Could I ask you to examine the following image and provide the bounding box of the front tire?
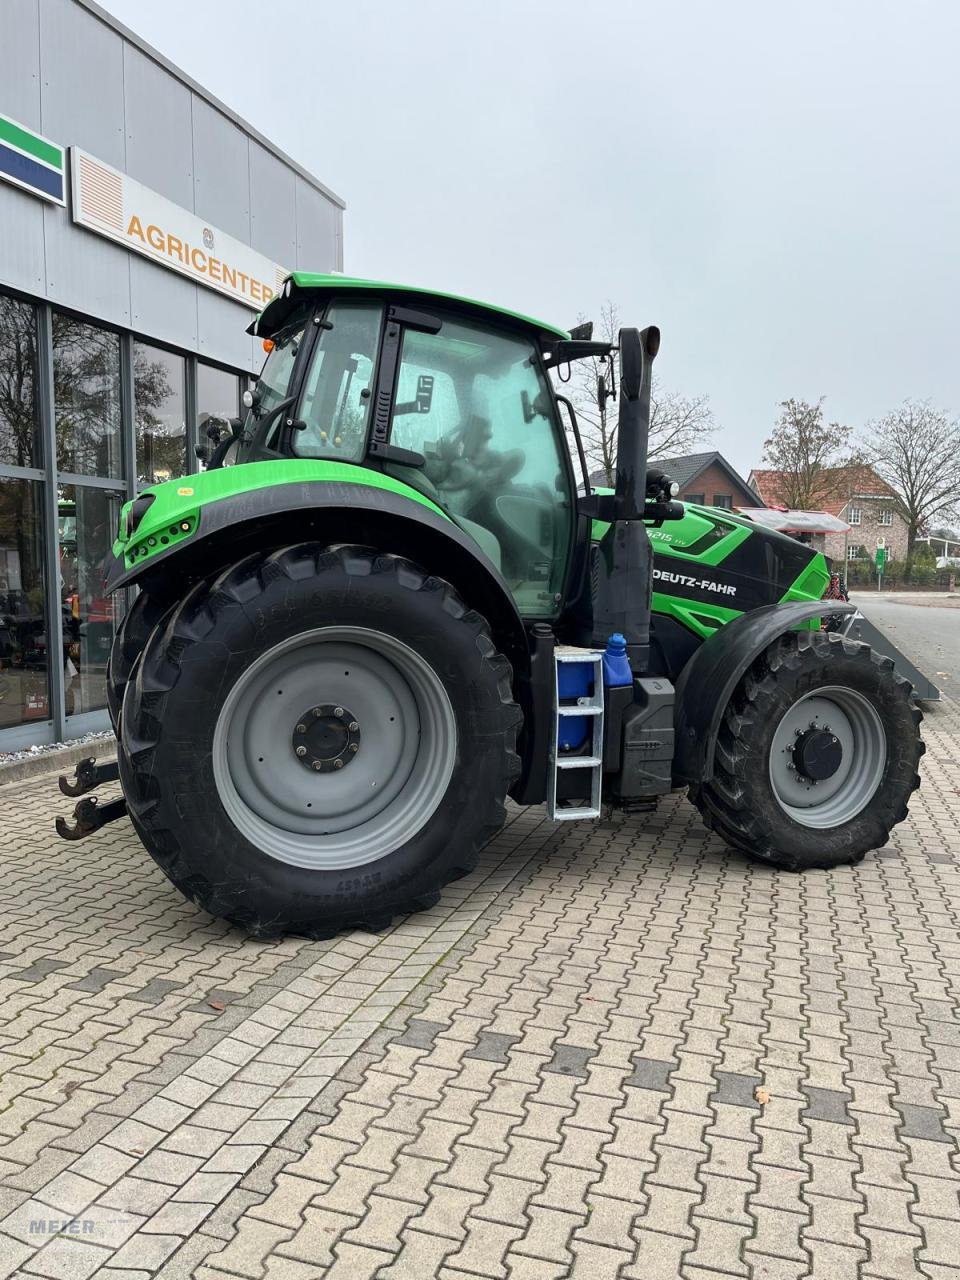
[690,630,923,870]
[118,544,521,937]
[106,591,169,735]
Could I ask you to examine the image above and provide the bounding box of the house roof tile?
[747,464,899,517]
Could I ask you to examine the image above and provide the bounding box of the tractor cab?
[232,276,578,616]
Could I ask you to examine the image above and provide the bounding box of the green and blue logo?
[0,113,65,206]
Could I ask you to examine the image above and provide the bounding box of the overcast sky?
[102,0,960,475]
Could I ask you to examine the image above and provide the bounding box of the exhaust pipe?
[589,325,660,671]
[613,326,660,520]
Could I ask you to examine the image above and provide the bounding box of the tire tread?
[689,630,923,871]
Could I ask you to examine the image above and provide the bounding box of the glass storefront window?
[0,477,49,730]
[0,294,41,470]
[59,484,124,717]
[134,343,186,486]
[197,362,239,441]
[0,296,252,747]
[53,314,122,478]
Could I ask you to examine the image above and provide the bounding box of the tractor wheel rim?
[212,626,457,870]
[768,686,886,829]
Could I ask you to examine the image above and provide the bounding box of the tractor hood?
[591,494,830,640]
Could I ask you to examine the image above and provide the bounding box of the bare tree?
[761,398,851,509]
[0,295,40,469]
[648,386,715,461]
[132,347,179,485]
[863,400,960,555]
[555,301,715,485]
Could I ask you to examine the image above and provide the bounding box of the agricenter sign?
[71,147,287,311]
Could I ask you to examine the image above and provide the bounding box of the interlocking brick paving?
[0,698,957,1279]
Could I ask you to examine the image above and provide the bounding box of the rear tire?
[118,544,521,937]
[689,630,923,870]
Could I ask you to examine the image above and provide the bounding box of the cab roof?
[248,273,569,344]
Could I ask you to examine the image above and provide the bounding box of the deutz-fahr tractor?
[55,275,924,937]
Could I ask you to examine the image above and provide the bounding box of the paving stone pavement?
[0,700,958,1280]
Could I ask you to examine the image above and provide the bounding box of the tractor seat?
[382,463,503,571]
[453,516,502,571]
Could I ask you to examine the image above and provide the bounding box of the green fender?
[108,459,530,672]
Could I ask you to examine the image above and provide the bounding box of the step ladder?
[547,646,605,821]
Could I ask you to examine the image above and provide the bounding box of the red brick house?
[591,451,758,511]
[654,451,760,510]
[747,464,907,565]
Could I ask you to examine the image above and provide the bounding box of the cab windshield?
[239,303,310,453]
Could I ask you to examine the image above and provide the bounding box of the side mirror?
[204,414,231,443]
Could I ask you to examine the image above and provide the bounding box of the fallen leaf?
[755,1087,771,1105]
[208,1000,226,1011]
[128,1146,146,1157]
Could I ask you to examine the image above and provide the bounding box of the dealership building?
[0,0,344,750]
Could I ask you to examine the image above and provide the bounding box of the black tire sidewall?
[122,549,517,931]
[107,591,169,734]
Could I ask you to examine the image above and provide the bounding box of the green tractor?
[55,275,924,937]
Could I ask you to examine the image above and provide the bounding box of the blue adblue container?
[602,633,632,687]
[556,660,593,751]
[557,662,593,702]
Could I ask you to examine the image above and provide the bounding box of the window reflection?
[197,362,238,435]
[0,477,49,730]
[53,315,122,478]
[59,485,124,716]
[0,295,41,470]
[0,296,253,744]
[135,343,185,486]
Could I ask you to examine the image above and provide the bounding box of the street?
[854,595,960,695]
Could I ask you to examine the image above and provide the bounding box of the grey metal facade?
[0,0,344,752]
[0,0,344,372]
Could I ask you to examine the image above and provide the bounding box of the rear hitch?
[56,795,127,841]
[58,757,120,797]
